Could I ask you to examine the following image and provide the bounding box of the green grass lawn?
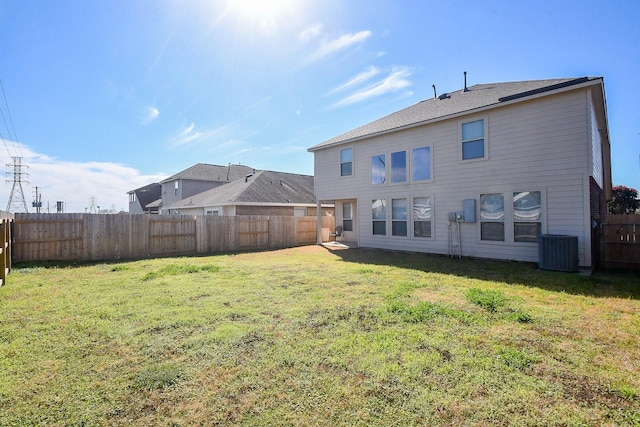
[1,246,639,426]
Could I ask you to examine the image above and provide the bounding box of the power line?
[0,79,21,157]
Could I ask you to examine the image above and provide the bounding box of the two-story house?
[308,77,611,269]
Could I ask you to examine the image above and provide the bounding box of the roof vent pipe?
[463,71,468,92]
[432,84,437,99]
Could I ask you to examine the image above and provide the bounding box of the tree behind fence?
[13,213,335,263]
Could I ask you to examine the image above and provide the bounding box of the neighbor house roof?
[160,163,256,184]
[164,170,316,209]
[127,183,161,209]
[308,77,603,151]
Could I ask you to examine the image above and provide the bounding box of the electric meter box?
[463,199,476,223]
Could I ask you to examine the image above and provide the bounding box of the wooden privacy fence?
[0,219,12,285]
[13,213,335,263]
[600,214,640,270]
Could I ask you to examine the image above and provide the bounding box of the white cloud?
[303,30,372,65]
[0,142,167,213]
[169,123,235,147]
[298,23,323,43]
[143,106,160,123]
[325,66,380,96]
[330,67,413,108]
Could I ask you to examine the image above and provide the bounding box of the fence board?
[12,214,334,263]
[600,214,640,270]
[0,219,11,285]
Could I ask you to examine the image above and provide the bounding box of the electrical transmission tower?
[6,156,29,213]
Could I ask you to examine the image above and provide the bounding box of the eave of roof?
[308,77,602,151]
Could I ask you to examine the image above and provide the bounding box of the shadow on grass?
[324,247,640,300]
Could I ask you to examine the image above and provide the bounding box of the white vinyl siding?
[311,88,593,266]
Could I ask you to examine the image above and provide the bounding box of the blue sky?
[0,0,638,212]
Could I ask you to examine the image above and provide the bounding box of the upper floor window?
[513,191,542,242]
[129,193,136,203]
[462,119,486,160]
[340,148,353,176]
[343,202,353,232]
[480,193,504,241]
[412,146,431,181]
[174,181,179,196]
[371,154,386,185]
[391,151,406,183]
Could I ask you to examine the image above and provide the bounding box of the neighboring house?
[162,170,333,217]
[127,183,161,214]
[308,77,612,269]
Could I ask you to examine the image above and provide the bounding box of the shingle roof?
[160,163,256,184]
[128,183,161,209]
[308,77,601,151]
[164,170,316,209]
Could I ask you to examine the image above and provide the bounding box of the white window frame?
[342,202,353,232]
[372,199,387,236]
[459,116,488,162]
[391,198,408,237]
[477,189,546,244]
[371,154,386,185]
[390,150,407,184]
[513,190,543,244]
[340,147,353,177]
[412,195,433,239]
[411,145,433,183]
[479,192,505,242]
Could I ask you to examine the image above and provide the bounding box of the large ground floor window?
[480,190,542,243]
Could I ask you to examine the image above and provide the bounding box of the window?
[343,202,353,232]
[462,119,485,160]
[391,151,406,183]
[391,198,407,236]
[371,154,386,185]
[513,191,542,242]
[206,210,220,216]
[340,148,353,177]
[480,193,504,241]
[372,199,386,235]
[174,181,179,196]
[413,197,432,238]
[129,193,136,203]
[412,146,431,181]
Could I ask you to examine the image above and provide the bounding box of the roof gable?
[308,77,602,150]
